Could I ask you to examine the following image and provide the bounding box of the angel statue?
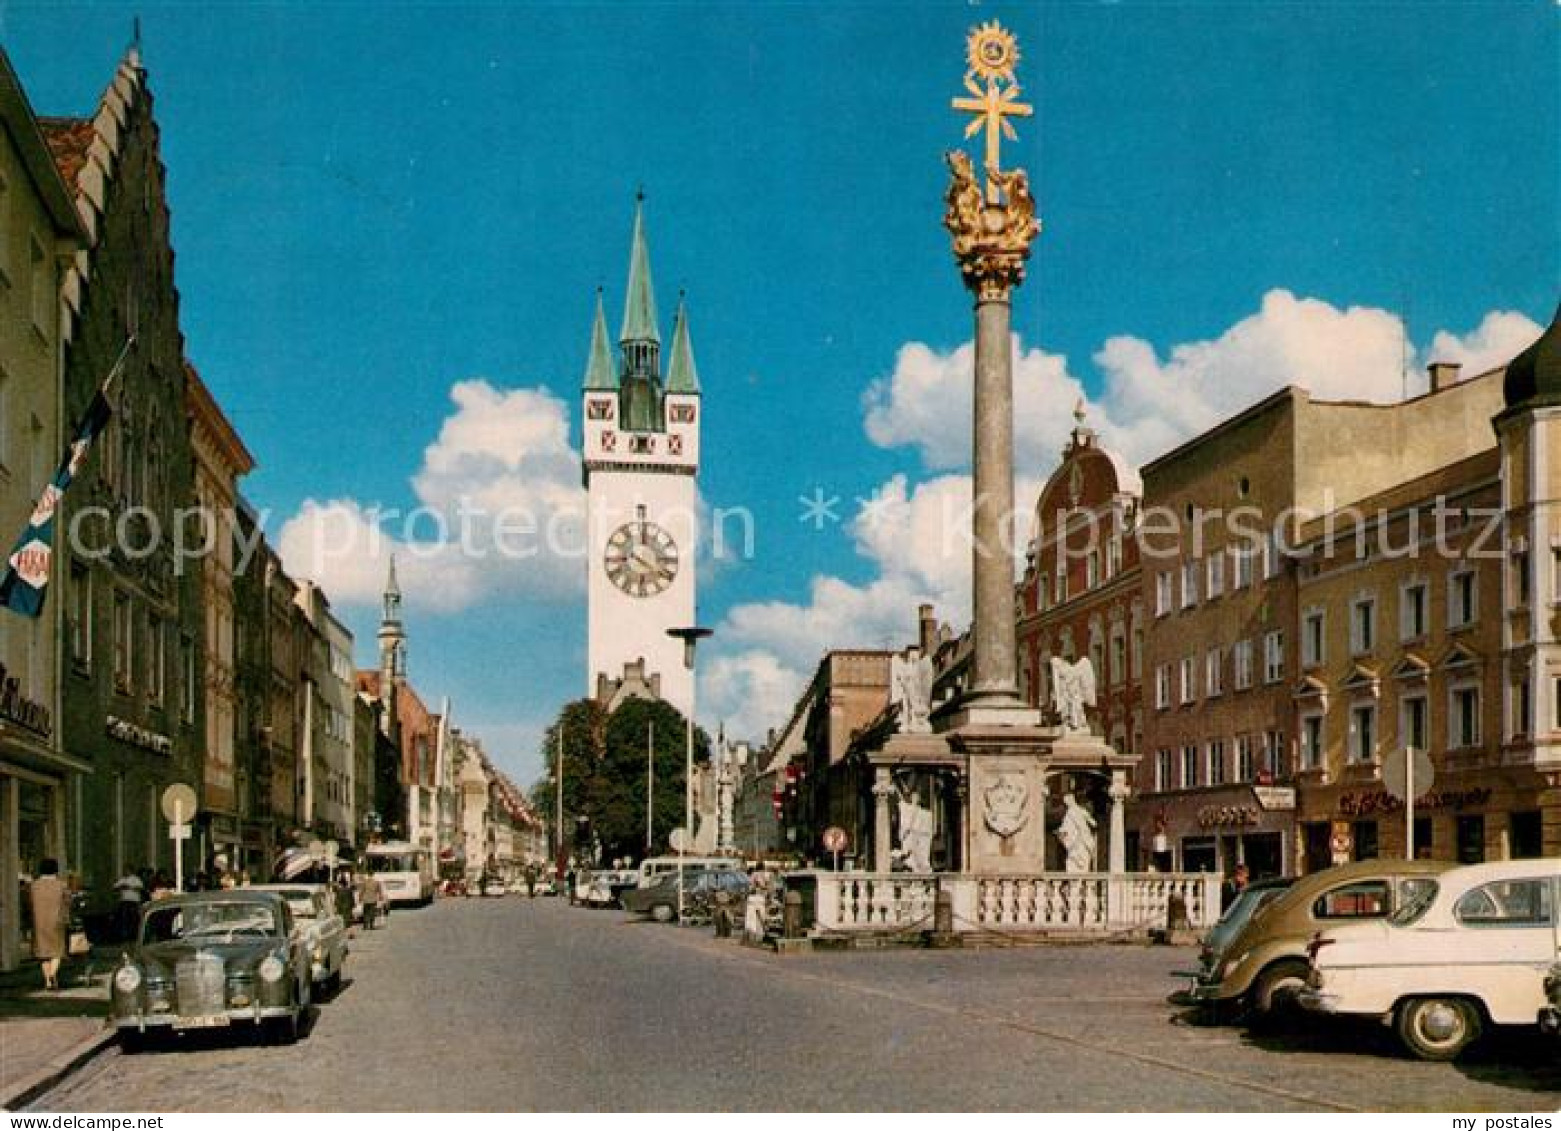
[894,779,935,875]
[1055,792,1098,874]
[889,647,935,734]
[943,150,984,256]
[988,166,1040,247]
[1049,655,1097,733]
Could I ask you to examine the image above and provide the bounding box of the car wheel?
[1395,996,1481,1061]
[650,902,676,924]
[1250,960,1310,1019]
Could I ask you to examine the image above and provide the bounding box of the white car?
[1300,858,1560,1060]
[251,884,349,993]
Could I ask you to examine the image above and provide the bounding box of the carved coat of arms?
[982,773,1029,840]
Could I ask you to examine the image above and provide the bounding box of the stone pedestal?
[950,726,1132,874]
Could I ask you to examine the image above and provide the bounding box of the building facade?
[184,363,253,870]
[0,48,85,970]
[46,50,206,894]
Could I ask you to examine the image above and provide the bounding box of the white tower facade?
[582,200,701,718]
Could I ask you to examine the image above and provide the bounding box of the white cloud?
[1426,309,1543,378]
[863,338,1089,476]
[277,380,586,612]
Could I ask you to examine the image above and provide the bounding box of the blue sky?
[6,1,1556,784]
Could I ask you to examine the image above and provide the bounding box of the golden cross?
[951,75,1032,200]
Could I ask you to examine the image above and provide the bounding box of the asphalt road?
[34,897,1561,1111]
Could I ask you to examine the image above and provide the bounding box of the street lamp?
[667,625,712,923]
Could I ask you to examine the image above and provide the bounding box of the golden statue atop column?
[945,21,1042,301]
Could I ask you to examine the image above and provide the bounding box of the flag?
[0,390,113,617]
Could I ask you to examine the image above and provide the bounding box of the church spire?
[666,293,700,395]
[582,289,616,390]
[620,193,660,347]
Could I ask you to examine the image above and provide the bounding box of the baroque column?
[942,21,1041,715]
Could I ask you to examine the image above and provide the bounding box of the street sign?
[159,783,197,825]
[1381,747,1433,802]
[821,826,849,853]
[168,824,191,841]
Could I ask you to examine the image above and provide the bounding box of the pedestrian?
[1220,863,1250,911]
[29,858,69,991]
[113,866,144,941]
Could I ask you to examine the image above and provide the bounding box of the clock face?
[604,520,679,598]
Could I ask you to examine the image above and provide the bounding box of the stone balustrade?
[801,870,1221,935]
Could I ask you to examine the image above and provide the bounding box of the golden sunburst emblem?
[966,20,1020,83]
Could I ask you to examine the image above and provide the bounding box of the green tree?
[532,697,710,865]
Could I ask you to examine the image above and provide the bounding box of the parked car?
[1187,876,1295,982]
[110,891,311,1049]
[622,868,751,923]
[1300,858,1561,1060]
[250,884,349,993]
[482,877,508,898]
[1193,859,1451,1019]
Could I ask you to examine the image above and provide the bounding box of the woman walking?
[29,858,69,991]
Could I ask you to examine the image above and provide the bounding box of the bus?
[363,841,435,907]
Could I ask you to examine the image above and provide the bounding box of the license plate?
[174,1014,231,1029]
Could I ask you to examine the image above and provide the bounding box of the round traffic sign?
[1382,746,1434,803]
[669,827,689,852]
[159,783,197,825]
[821,826,849,853]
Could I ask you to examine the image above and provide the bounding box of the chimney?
[1427,361,1462,393]
[918,604,937,654]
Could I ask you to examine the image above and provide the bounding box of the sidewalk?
[0,952,114,1109]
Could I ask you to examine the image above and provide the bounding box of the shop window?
[1456,814,1486,864]
[1313,880,1389,919]
[1412,816,1432,857]
[1351,821,1379,861]
[1510,811,1543,859]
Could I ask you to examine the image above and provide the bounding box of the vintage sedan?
[1300,858,1561,1060]
[1193,858,1451,1019]
[111,891,310,1048]
[250,884,348,992]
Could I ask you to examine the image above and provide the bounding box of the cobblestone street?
[31,898,1561,1112]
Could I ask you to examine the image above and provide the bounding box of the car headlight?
[259,956,285,983]
[114,965,142,993]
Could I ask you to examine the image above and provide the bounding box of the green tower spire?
[582,289,616,390]
[666,293,700,395]
[619,194,660,346]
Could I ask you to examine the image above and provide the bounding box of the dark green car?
[110,890,312,1049]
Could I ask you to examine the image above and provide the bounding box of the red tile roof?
[38,116,93,192]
